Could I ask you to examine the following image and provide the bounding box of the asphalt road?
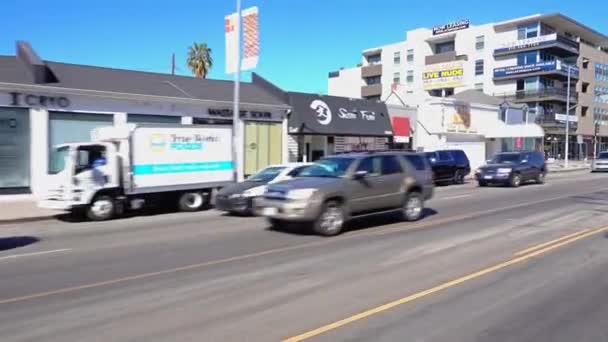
[1,171,608,342]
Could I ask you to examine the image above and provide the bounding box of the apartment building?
[328,13,608,157]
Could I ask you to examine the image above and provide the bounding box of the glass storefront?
[49,112,113,173]
[0,107,30,190]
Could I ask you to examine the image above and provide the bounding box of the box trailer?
[39,124,234,220]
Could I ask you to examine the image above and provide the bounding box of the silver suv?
[254,152,434,236]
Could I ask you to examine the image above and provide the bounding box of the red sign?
[515,137,523,149]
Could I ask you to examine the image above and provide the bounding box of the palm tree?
[187,42,213,78]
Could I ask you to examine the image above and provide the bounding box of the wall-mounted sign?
[493,61,572,78]
[423,61,464,90]
[555,113,578,123]
[432,19,470,35]
[207,108,273,120]
[494,34,558,54]
[9,92,70,108]
[447,102,476,133]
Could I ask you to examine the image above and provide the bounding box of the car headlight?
[243,186,266,197]
[229,193,243,199]
[286,189,317,200]
[497,168,512,174]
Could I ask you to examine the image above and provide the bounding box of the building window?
[582,82,590,93]
[435,41,455,54]
[365,76,382,85]
[517,22,539,40]
[393,72,400,84]
[474,83,483,91]
[475,36,485,51]
[475,59,484,75]
[540,51,556,62]
[517,51,537,65]
[582,58,590,69]
[406,49,414,63]
[540,78,555,89]
[127,114,181,124]
[595,107,608,124]
[367,54,381,65]
[582,106,589,117]
[365,95,381,101]
[596,63,608,82]
[393,51,401,65]
[0,107,30,189]
[406,70,414,84]
[595,86,608,103]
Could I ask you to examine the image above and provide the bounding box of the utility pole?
[232,0,244,182]
[564,64,571,169]
[171,53,175,75]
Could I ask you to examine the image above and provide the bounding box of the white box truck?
[39,124,234,220]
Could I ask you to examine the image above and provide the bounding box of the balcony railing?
[361,64,382,77]
[494,88,578,103]
[361,84,382,97]
[494,33,579,56]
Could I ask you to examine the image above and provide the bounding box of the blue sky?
[2,0,607,93]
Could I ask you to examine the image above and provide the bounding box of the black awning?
[287,92,393,137]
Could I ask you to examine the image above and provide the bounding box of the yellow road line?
[0,187,605,305]
[514,228,592,256]
[283,225,608,342]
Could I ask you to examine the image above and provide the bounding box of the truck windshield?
[298,158,354,178]
[49,146,70,174]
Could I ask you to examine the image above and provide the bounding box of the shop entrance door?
[0,108,30,192]
[244,122,283,176]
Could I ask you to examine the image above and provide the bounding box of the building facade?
[328,13,608,158]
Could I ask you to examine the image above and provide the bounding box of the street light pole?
[232,0,243,182]
[564,64,571,169]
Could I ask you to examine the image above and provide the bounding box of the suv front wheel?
[401,192,424,222]
[313,201,345,236]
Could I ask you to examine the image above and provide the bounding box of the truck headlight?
[287,189,317,200]
[497,168,512,174]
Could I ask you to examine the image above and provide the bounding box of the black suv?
[424,149,471,184]
[475,151,546,187]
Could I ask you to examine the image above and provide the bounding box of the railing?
[494,88,578,102]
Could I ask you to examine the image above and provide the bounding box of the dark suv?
[255,152,434,236]
[424,149,471,184]
[475,151,546,187]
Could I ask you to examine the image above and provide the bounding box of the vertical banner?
[224,12,239,74]
[225,6,258,74]
[241,6,259,71]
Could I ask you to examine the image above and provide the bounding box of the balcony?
[494,88,578,104]
[361,84,382,98]
[425,51,456,65]
[493,60,579,81]
[361,63,382,77]
[494,33,579,57]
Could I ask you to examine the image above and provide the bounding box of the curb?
[548,167,590,173]
[0,215,56,226]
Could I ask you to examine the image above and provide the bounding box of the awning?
[484,123,545,138]
[391,117,410,143]
[287,92,393,137]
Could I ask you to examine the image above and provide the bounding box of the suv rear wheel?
[401,192,424,222]
[313,201,345,236]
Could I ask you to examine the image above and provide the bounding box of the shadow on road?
[267,208,439,236]
[0,236,40,252]
[54,204,215,223]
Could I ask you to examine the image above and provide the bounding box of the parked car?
[215,163,311,215]
[475,151,546,187]
[254,152,434,236]
[424,149,471,184]
[591,152,608,172]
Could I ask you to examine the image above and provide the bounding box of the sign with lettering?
[423,61,464,90]
[493,61,579,78]
[495,34,557,54]
[432,20,470,35]
[9,92,70,108]
[207,108,274,120]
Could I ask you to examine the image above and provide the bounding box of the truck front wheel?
[178,192,205,212]
[86,195,116,221]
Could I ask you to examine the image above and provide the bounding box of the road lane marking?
[514,229,592,256]
[0,249,71,261]
[282,225,608,342]
[436,194,473,201]
[0,187,607,305]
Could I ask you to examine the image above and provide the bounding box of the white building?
[328,13,608,158]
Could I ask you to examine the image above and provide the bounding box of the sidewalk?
[0,195,61,225]
[546,160,590,173]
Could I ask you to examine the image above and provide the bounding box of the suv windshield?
[491,153,521,164]
[598,152,608,160]
[298,158,354,178]
[49,146,70,174]
[248,167,285,183]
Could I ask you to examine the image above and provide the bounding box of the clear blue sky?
[2,0,606,94]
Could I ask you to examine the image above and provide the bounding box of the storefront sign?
[287,92,393,136]
[432,19,470,35]
[494,61,579,78]
[555,113,578,123]
[9,92,70,108]
[208,108,273,120]
[494,34,557,54]
[423,61,464,90]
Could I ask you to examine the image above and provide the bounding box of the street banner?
[225,6,259,74]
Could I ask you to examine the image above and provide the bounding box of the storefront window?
[127,114,181,125]
[49,112,113,173]
[0,107,30,190]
